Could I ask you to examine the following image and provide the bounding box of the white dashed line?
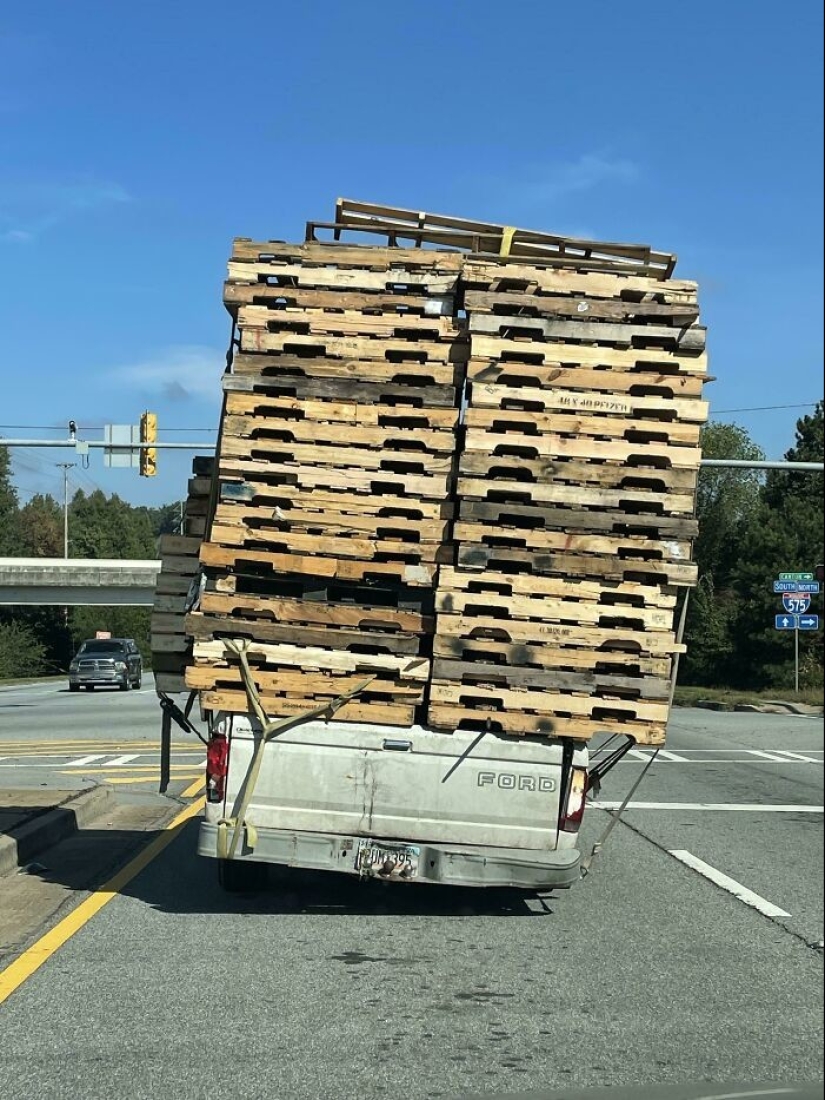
[64,755,106,767]
[592,801,823,813]
[668,849,791,919]
[746,749,792,762]
[106,754,141,766]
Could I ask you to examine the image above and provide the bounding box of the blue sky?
[1,0,822,507]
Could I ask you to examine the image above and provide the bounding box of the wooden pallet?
[229,238,464,272]
[458,499,699,539]
[431,658,670,700]
[192,639,429,678]
[219,481,454,523]
[231,352,464,388]
[217,458,453,504]
[468,382,708,425]
[199,690,418,729]
[219,435,456,477]
[458,477,696,517]
[453,542,696,587]
[207,522,451,567]
[460,259,695,300]
[437,567,677,609]
[225,283,456,316]
[200,579,433,620]
[431,634,673,677]
[330,199,677,278]
[185,665,425,702]
[187,610,425,656]
[224,365,459,410]
[466,359,707,394]
[467,312,706,352]
[426,704,666,744]
[223,378,461,428]
[458,453,699,494]
[463,407,703,447]
[434,592,674,633]
[461,429,702,469]
[200,542,438,588]
[432,614,682,656]
[239,329,469,365]
[238,303,462,340]
[212,499,451,545]
[463,288,699,324]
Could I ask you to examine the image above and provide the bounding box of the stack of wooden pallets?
[184,240,466,726]
[151,456,214,693]
[428,258,708,744]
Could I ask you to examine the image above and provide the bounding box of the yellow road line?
[181,776,206,798]
[0,796,206,1006]
[100,776,201,785]
[57,766,201,774]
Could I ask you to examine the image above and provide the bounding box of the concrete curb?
[688,698,823,716]
[0,785,115,878]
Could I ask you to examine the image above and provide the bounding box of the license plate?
[355,841,420,881]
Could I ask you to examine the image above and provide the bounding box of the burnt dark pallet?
[455,544,696,587]
[185,611,426,657]
[224,363,460,409]
[201,575,435,615]
[431,659,671,699]
[200,542,438,588]
[458,499,699,539]
[431,634,673,678]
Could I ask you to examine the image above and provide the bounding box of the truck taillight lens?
[206,733,229,804]
[560,767,587,833]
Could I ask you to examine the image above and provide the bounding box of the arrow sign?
[778,572,814,581]
[773,580,820,593]
[774,615,796,630]
[783,593,812,614]
[798,615,820,631]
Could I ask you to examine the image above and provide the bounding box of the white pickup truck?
[196,713,591,892]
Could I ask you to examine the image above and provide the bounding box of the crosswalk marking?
[65,754,106,767]
[775,749,822,763]
[746,749,791,762]
[106,754,141,766]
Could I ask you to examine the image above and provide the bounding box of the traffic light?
[139,411,157,477]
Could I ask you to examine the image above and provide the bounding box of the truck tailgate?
[216,715,584,852]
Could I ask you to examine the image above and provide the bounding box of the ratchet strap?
[215,638,376,861]
[499,226,516,258]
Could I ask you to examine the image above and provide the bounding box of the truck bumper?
[197,821,581,890]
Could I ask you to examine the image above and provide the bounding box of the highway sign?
[783,593,812,615]
[778,572,814,581]
[775,615,796,630]
[773,580,820,593]
[798,615,820,631]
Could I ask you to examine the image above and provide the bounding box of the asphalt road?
[0,682,822,1099]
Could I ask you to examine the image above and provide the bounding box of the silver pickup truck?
[197,712,589,892]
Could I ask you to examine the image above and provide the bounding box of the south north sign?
[773,580,820,594]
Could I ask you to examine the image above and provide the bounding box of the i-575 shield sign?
[783,593,812,615]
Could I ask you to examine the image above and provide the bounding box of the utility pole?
[55,462,76,559]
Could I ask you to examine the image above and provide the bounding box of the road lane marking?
[746,749,790,762]
[102,775,201,785]
[592,801,823,812]
[668,849,791,918]
[64,755,106,767]
[106,754,140,766]
[181,776,206,798]
[775,750,822,763]
[0,795,205,1006]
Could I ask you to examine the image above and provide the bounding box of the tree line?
[1,402,823,690]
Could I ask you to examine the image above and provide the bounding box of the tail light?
[206,732,229,804]
[560,766,587,833]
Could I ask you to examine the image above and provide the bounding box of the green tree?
[18,493,63,557]
[682,422,765,684]
[0,620,47,678]
[0,447,20,555]
[729,402,824,689]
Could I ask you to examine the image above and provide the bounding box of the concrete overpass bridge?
[0,558,161,606]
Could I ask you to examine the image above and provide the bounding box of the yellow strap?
[500,226,516,258]
[219,639,375,861]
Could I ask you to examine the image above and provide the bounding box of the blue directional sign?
[775,614,796,630]
[783,593,812,614]
[773,580,821,594]
[798,615,820,631]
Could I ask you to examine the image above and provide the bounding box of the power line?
[710,402,819,415]
[1,424,217,432]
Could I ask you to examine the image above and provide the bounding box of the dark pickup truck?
[68,638,143,692]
